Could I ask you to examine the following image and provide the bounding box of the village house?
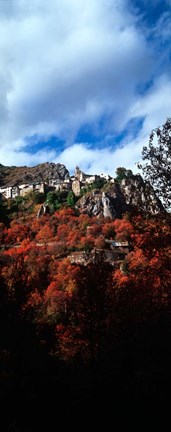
[48,178,71,192]
[0,182,46,199]
[19,182,45,197]
[68,244,129,269]
[0,186,20,199]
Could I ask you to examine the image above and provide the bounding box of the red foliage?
[102,221,115,238]
[94,235,106,249]
[78,234,95,250]
[4,222,31,244]
[113,218,133,241]
[1,205,171,362]
[66,229,82,249]
[113,216,171,313]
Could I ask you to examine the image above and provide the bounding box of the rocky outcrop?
[36,203,48,218]
[75,174,164,218]
[120,174,164,214]
[102,192,113,219]
[75,190,102,216]
[0,162,69,186]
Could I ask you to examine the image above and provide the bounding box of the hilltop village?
[0,165,113,199]
[0,164,131,267]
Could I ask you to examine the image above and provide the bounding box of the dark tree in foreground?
[138,118,171,210]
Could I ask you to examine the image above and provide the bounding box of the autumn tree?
[139,117,171,210]
[4,221,31,245]
[113,215,171,320]
[25,253,116,362]
[35,223,55,242]
[113,218,132,241]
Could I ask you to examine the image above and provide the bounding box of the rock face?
[102,192,113,219]
[120,174,163,214]
[72,179,81,196]
[0,162,69,186]
[76,190,104,217]
[76,174,164,217]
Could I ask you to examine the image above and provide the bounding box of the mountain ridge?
[0,162,69,186]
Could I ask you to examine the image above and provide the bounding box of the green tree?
[66,191,76,207]
[92,178,106,189]
[45,191,62,210]
[115,167,133,182]
[23,191,46,205]
[138,118,171,210]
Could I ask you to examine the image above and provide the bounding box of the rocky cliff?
[75,174,164,217]
[0,162,69,186]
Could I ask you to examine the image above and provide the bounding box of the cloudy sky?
[0,0,171,175]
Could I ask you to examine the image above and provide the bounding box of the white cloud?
[0,0,170,173]
[130,75,171,134]
[56,142,141,176]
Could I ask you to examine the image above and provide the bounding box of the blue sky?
[0,0,170,175]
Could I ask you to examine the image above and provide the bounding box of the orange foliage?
[35,223,55,242]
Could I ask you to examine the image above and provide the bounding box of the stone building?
[20,182,45,197]
[74,166,84,182]
[20,184,34,197]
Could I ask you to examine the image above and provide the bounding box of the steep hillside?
[0,162,69,186]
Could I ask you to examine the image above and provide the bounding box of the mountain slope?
[0,162,69,186]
